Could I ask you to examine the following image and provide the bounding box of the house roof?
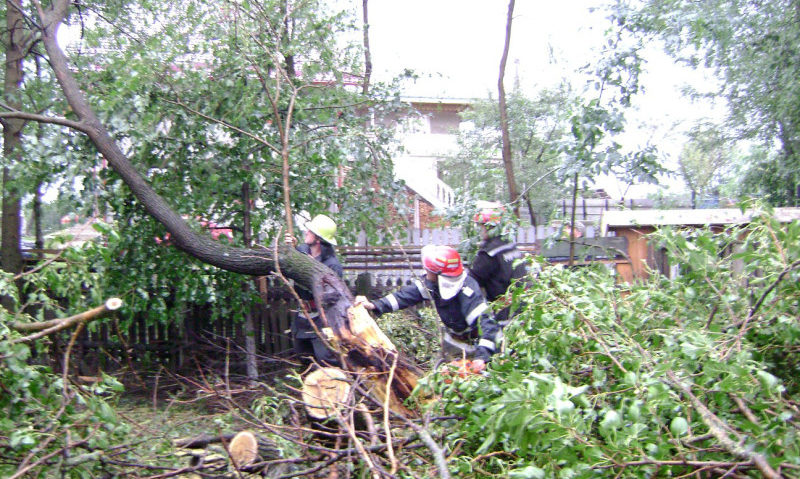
[403,97,471,113]
[600,207,800,235]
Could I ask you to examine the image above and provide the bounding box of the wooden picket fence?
[57,228,630,377]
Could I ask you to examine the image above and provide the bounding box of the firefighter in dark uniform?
[356,245,501,369]
[469,201,530,327]
[286,214,344,366]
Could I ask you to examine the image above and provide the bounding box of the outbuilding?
[599,207,800,282]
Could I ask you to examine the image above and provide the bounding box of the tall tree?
[1,0,419,395]
[497,0,520,217]
[1,0,27,287]
[677,123,732,208]
[443,86,573,225]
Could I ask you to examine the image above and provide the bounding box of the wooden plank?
[268,304,280,355]
[278,301,291,352]
[137,317,147,346]
[168,322,180,369]
[255,305,264,353]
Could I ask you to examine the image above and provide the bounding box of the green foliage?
[677,121,735,206]
[0,309,132,477]
[67,0,406,246]
[614,0,800,206]
[376,308,440,368]
[424,207,799,477]
[560,99,663,189]
[12,0,411,344]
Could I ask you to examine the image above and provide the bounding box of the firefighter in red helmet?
[356,245,501,368]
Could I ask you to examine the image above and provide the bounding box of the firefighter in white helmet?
[356,245,501,368]
[286,214,344,366]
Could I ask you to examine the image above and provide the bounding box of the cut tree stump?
[302,367,351,421]
[302,305,422,419]
[228,430,259,467]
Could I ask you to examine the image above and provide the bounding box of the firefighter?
[469,201,530,327]
[356,244,501,369]
[285,214,344,366]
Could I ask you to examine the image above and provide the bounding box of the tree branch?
[664,370,781,479]
[9,298,122,343]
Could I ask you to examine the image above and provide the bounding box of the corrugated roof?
[600,207,800,235]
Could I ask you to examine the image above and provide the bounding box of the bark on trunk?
[2,0,26,289]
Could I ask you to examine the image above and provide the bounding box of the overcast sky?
[368,1,603,98]
[366,1,725,198]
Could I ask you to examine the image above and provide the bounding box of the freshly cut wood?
[346,304,418,416]
[228,430,259,467]
[302,367,351,421]
[347,303,396,351]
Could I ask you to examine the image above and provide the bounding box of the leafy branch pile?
[3,208,799,478]
[427,208,799,478]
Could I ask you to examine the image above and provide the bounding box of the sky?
[366,1,726,199]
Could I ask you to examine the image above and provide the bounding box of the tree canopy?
[614,0,800,205]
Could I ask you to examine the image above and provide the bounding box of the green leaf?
[508,465,545,479]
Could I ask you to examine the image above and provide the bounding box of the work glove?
[284,233,297,246]
[445,359,486,378]
[354,295,376,310]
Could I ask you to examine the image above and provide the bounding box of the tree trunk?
[33,183,44,253]
[34,0,421,408]
[2,0,26,311]
[242,178,258,381]
[498,0,520,218]
[361,0,372,96]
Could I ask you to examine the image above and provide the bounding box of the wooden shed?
[599,207,800,282]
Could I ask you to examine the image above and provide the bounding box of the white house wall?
[392,100,467,210]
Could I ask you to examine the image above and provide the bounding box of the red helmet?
[421,245,463,277]
[473,201,504,226]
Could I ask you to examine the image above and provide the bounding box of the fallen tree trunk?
[300,305,422,419]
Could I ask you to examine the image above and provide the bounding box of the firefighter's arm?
[362,280,427,316]
[474,313,501,362]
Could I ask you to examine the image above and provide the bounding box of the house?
[389,97,470,227]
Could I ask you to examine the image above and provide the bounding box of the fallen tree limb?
[664,370,781,479]
[9,298,122,344]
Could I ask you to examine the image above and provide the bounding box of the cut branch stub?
[228,430,259,467]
